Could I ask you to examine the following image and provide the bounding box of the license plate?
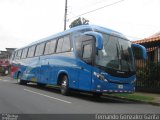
[118,85,123,89]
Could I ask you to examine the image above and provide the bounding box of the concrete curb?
[104,94,160,106]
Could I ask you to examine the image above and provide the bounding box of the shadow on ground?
[12,82,145,104]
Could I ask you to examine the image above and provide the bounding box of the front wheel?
[17,74,27,85]
[60,75,70,96]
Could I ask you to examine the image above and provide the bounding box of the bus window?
[44,41,51,55]
[56,35,70,53]
[62,36,71,52]
[35,43,45,56]
[11,52,16,60]
[56,38,64,53]
[50,40,57,53]
[21,48,28,59]
[15,50,22,60]
[75,35,95,59]
[27,45,36,58]
[44,40,56,55]
[83,44,92,59]
[13,51,17,60]
[75,35,83,58]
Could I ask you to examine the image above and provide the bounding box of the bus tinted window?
[62,36,70,52]
[12,51,17,60]
[21,48,28,59]
[83,44,92,59]
[35,43,45,56]
[18,50,22,58]
[15,50,22,59]
[27,45,36,57]
[56,36,70,53]
[44,41,50,54]
[13,52,17,60]
[75,35,83,58]
[50,40,57,53]
[11,52,16,60]
[44,40,56,55]
[56,38,63,53]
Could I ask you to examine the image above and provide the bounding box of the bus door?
[78,36,95,91]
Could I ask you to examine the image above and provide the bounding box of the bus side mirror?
[132,44,147,60]
[84,31,103,50]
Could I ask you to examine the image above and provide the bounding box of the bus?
[10,25,147,96]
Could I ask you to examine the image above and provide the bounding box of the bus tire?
[17,73,27,85]
[60,75,70,96]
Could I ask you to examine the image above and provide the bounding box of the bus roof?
[16,25,127,51]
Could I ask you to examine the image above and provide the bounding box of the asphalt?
[1,76,160,106]
[1,76,159,120]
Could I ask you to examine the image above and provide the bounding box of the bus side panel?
[11,59,26,79]
[37,54,79,88]
[21,57,40,82]
[77,60,92,91]
[37,56,56,85]
[50,55,79,88]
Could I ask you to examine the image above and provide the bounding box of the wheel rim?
[61,77,68,94]
[61,79,66,92]
[62,80,67,87]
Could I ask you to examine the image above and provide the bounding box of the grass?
[108,93,154,102]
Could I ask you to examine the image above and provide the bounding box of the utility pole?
[64,0,67,30]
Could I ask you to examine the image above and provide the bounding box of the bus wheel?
[17,74,27,85]
[60,75,70,96]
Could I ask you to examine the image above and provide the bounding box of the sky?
[0,0,160,50]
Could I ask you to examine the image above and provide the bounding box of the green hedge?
[136,62,160,88]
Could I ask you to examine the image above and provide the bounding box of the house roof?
[132,32,160,48]
[150,31,160,37]
[133,35,160,44]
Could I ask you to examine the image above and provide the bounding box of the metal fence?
[135,46,160,93]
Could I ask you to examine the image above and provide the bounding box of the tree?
[69,17,89,28]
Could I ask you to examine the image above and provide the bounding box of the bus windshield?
[95,33,135,77]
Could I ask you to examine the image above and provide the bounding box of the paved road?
[0,76,160,114]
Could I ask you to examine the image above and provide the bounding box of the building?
[133,32,160,63]
[133,32,160,93]
[0,48,16,60]
[0,48,16,75]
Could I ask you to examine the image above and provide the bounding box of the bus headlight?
[93,72,108,82]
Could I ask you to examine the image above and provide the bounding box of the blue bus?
[10,25,147,96]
